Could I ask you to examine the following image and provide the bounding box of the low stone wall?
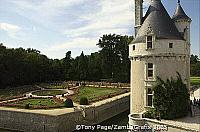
[145,119,199,132]
[0,93,130,132]
[129,114,199,132]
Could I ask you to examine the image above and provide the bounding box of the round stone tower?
[129,0,191,117]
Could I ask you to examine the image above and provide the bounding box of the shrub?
[25,103,30,109]
[80,97,89,105]
[153,73,190,119]
[64,98,74,108]
[143,108,156,119]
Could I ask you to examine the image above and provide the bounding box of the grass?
[32,90,66,96]
[0,86,39,101]
[72,86,128,103]
[190,77,200,86]
[6,98,64,108]
[8,98,58,106]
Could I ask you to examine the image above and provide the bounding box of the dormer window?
[169,43,173,48]
[146,36,153,49]
[133,45,135,51]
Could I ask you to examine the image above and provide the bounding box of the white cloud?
[0,23,21,38]
[46,37,98,52]
[1,0,152,58]
[64,0,134,37]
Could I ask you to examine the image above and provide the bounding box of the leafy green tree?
[78,52,88,81]
[190,54,200,76]
[87,52,102,81]
[190,54,199,64]
[62,51,72,80]
[153,73,190,119]
[97,34,133,82]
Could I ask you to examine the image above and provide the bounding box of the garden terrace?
[72,86,129,103]
[0,85,40,101]
[1,97,64,109]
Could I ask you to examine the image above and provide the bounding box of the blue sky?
[0,0,199,59]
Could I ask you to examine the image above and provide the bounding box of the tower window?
[147,88,153,107]
[169,43,173,48]
[147,63,153,78]
[146,36,153,49]
[133,45,135,51]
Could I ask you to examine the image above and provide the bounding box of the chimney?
[135,0,143,36]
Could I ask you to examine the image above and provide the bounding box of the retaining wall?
[0,93,130,132]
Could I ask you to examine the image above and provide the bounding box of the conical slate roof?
[172,1,191,21]
[133,0,183,43]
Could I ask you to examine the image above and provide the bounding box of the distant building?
[129,0,191,117]
[190,86,200,100]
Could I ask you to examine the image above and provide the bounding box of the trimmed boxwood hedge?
[80,97,89,105]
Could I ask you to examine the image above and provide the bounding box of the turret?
[172,0,192,42]
[135,0,143,36]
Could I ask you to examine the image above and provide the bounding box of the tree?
[62,51,72,80]
[97,34,133,82]
[78,51,88,81]
[190,54,199,64]
[153,73,190,119]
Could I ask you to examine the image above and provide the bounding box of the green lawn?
[72,87,128,103]
[7,98,64,108]
[9,98,58,106]
[0,86,39,101]
[190,77,200,86]
[32,90,66,96]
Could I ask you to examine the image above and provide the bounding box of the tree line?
[190,54,200,76]
[0,34,199,89]
[0,34,133,89]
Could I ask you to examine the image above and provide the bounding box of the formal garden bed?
[0,97,64,109]
[32,89,67,96]
[0,85,40,101]
[71,86,129,104]
[0,84,130,109]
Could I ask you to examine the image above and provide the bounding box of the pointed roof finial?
[178,0,180,4]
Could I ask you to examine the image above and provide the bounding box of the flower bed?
[0,97,64,109]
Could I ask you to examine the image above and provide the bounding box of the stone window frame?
[146,35,153,50]
[146,87,154,107]
[169,43,173,48]
[147,63,154,79]
[133,45,136,51]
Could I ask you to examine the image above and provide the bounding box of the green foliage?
[64,98,74,108]
[143,108,156,119]
[190,54,200,77]
[153,73,190,119]
[190,54,199,64]
[25,103,30,109]
[97,34,133,82]
[0,34,133,89]
[190,77,200,86]
[80,97,89,105]
[73,87,126,103]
